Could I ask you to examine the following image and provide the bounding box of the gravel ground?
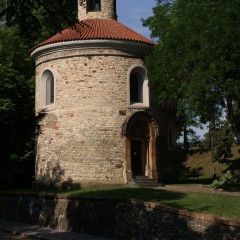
[0,231,35,240]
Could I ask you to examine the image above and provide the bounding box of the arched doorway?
[121,112,159,183]
[130,121,149,176]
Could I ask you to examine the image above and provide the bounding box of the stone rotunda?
[30,0,177,188]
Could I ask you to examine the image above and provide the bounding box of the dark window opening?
[131,140,143,175]
[130,73,143,103]
[87,0,101,12]
[46,77,54,105]
[113,0,117,18]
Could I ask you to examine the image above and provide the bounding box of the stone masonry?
[35,49,146,184]
[78,0,117,20]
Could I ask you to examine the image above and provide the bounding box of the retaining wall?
[0,193,239,239]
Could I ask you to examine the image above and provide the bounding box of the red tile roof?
[31,18,155,52]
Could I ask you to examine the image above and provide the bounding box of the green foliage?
[0,0,78,44]
[212,171,240,189]
[0,25,36,187]
[143,0,240,142]
[0,0,7,21]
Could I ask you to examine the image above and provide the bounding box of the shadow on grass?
[67,187,187,203]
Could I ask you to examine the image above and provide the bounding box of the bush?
[212,171,240,189]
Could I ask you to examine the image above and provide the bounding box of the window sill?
[87,10,101,12]
[129,102,149,109]
[41,104,56,111]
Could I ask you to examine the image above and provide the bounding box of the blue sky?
[117,0,156,40]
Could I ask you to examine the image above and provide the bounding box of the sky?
[117,0,156,40]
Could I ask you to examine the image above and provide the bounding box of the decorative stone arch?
[121,111,159,183]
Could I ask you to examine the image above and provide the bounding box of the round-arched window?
[128,66,149,107]
[130,72,143,103]
[40,70,55,108]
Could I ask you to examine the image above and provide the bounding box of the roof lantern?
[78,0,117,20]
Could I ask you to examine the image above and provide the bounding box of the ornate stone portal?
[31,0,176,188]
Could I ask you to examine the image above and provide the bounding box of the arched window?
[46,77,54,105]
[87,0,101,12]
[128,66,149,107]
[130,73,143,103]
[40,70,55,108]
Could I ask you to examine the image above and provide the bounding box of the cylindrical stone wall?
[35,48,145,185]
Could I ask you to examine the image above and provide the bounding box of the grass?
[184,151,223,180]
[182,145,240,182]
[3,186,239,221]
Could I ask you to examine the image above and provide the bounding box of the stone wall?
[35,48,146,185]
[0,193,239,239]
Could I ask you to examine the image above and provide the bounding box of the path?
[0,231,33,240]
[157,185,240,196]
[0,219,111,240]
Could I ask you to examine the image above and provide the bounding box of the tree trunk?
[211,135,216,179]
[183,120,189,151]
[226,96,240,143]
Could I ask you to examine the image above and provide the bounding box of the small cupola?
[78,0,117,20]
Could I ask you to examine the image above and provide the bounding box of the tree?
[176,104,201,151]
[0,25,36,187]
[0,0,6,22]
[143,0,240,142]
[0,0,78,44]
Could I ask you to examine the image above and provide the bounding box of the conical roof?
[31,18,155,52]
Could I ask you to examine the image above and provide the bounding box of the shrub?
[212,171,240,189]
